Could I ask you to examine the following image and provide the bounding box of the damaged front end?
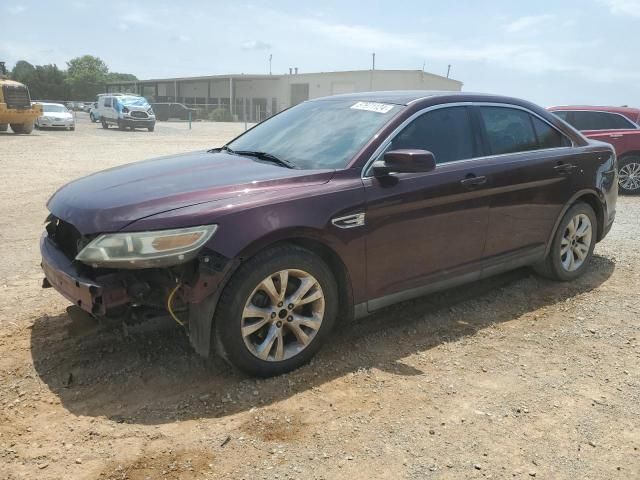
[40,216,233,356]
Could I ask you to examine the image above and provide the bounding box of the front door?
[363,106,491,309]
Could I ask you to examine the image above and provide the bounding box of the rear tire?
[0,123,7,132]
[10,122,34,134]
[617,156,640,195]
[534,202,597,281]
[214,245,338,377]
[101,120,108,129]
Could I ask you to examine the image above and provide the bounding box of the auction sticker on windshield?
[350,102,394,114]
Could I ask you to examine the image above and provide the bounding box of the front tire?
[0,123,8,132]
[101,120,108,129]
[214,245,338,377]
[618,156,640,194]
[534,202,597,281]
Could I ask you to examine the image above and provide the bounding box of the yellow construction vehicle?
[0,61,42,134]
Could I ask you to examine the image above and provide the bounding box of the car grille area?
[130,111,148,119]
[2,84,31,109]
[45,216,87,260]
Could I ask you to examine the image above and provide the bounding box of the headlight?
[75,225,217,269]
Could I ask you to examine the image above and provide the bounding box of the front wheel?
[0,123,7,132]
[101,120,108,129]
[618,156,640,194]
[534,202,597,281]
[148,125,155,132]
[214,245,338,377]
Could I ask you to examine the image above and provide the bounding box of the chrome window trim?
[362,101,575,179]
[550,109,640,130]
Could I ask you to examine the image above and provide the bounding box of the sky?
[2,0,640,107]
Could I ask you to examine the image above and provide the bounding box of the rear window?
[532,117,571,149]
[479,107,538,155]
[568,111,636,130]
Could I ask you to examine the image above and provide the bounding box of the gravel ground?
[0,115,638,479]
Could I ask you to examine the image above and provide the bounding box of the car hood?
[47,150,335,234]
[43,112,72,119]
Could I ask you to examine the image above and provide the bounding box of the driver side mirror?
[372,149,437,177]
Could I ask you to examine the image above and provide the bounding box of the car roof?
[311,90,473,105]
[549,105,640,115]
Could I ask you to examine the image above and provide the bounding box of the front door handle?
[460,175,487,188]
[554,163,577,174]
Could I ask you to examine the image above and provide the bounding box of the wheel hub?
[241,269,325,362]
[560,213,593,272]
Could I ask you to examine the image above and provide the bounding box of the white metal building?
[106,69,463,122]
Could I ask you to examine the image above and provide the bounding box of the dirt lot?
[0,115,638,479]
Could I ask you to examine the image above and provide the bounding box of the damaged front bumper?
[40,234,129,315]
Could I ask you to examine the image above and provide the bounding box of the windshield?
[119,96,150,107]
[43,104,68,113]
[227,99,401,169]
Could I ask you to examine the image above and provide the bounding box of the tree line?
[7,55,137,101]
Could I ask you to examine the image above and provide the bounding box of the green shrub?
[208,108,233,122]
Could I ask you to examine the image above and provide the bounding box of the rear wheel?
[618,156,640,194]
[214,245,338,377]
[534,202,597,281]
[101,120,108,129]
[0,123,9,132]
[10,122,34,134]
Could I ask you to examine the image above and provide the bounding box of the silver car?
[35,103,75,130]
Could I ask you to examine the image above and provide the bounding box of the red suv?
[549,106,640,194]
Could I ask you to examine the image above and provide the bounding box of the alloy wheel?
[560,213,592,272]
[241,269,325,362]
[619,162,640,191]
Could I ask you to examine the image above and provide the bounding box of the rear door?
[363,106,491,307]
[475,105,575,270]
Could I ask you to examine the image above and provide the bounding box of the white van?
[97,93,156,131]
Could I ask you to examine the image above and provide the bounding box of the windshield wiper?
[231,150,297,169]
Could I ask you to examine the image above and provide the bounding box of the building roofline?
[106,69,462,86]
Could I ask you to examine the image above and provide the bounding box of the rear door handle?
[554,163,577,174]
[460,175,487,188]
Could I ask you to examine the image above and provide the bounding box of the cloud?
[600,0,640,17]
[505,15,555,33]
[171,34,191,43]
[7,5,26,14]
[241,40,272,51]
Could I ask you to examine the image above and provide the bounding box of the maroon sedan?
[41,91,617,376]
[548,105,640,194]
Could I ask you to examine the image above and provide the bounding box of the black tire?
[101,120,108,129]
[534,202,597,281]
[10,122,33,134]
[118,120,126,131]
[214,244,338,377]
[617,156,640,195]
[0,123,7,132]
[148,125,155,132]
[90,113,95,122]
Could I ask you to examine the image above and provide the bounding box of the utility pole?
[269,54,272,75]
[446,64,451,78]
[372,52,376,70]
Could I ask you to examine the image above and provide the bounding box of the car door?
[474,105,576,273]
[363,105,491,309]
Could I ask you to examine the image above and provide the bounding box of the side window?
[571,111,635,130]
[390,106,475,164]
[532,117,571,149]
[551,111,569,121]
[479,107,537,155]
[104,97,112,108]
